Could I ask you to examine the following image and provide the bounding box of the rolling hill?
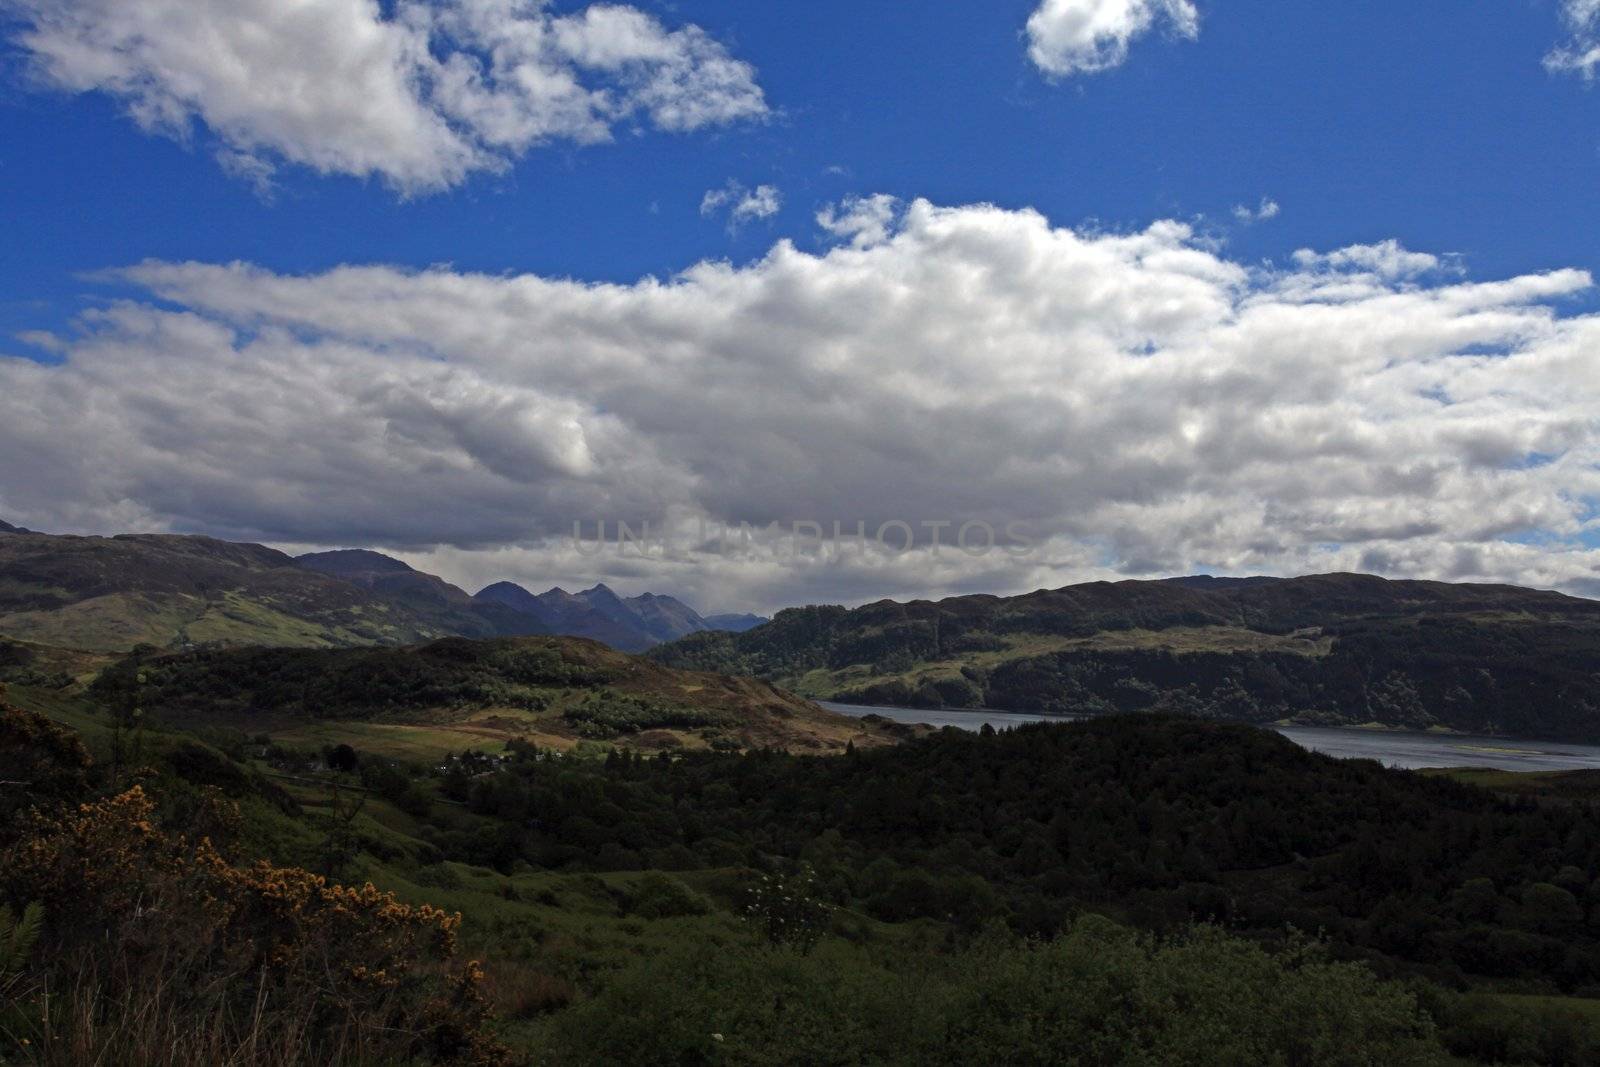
[92,634,904,756]
[649,573,1600,742]
[295,549,550,638]
[0,526,760,655]
[0,529,491,652]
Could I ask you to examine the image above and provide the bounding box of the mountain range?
[0,525,762,654]
[296,549,741,652]
[650,572,1600,742]
[11,518,1600,741]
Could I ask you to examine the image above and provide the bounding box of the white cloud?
[4,200,1600,609]
[1290,239,1447,281]
[817,194,902,249]
[2,0,767,194]
[1026,0,1199,77]
[701,181,782,228]
[1232,198,1280,224]
[1548,0,1600,78]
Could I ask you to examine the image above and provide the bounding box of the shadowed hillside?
[0,530,559,652]
[651,573,1600,742]
[0,529,755,655]
[474,580,727,652]
[296,549,551,638]
[93,634,904,756]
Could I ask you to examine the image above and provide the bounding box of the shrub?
[413,863,467,891]
[0,692,513,1067]
[481,962,575,1020]
[744,865,830,954]
[0,689,91,833]
[625,872,711,919]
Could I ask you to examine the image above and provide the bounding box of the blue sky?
[6,1,1598,336]
[0,0,1598,611]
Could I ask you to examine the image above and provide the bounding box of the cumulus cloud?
[2,0,767,193]
[1232,198,1280,224]
[1026,0,1199,77]
[1291,240,1447,281]
[701,181,782,228]
[817,194,902,249]
[1548,0,1600,78]
[3,200,1600,609]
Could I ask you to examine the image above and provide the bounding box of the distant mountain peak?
[0,519,27,535]
[477,581,531,597]
[473,579,719,651]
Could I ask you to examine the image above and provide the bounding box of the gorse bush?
[4,785,510,1065]
[0,693,512,1066]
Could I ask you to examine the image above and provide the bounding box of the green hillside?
[651,573,1600,741]
[0,529,543,652]
[92,634,902,757]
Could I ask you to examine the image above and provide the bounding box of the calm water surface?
[820,703,1600,772]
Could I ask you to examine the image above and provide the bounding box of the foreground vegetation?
[8,628,1600,1062]
[0,688,1452,1066]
